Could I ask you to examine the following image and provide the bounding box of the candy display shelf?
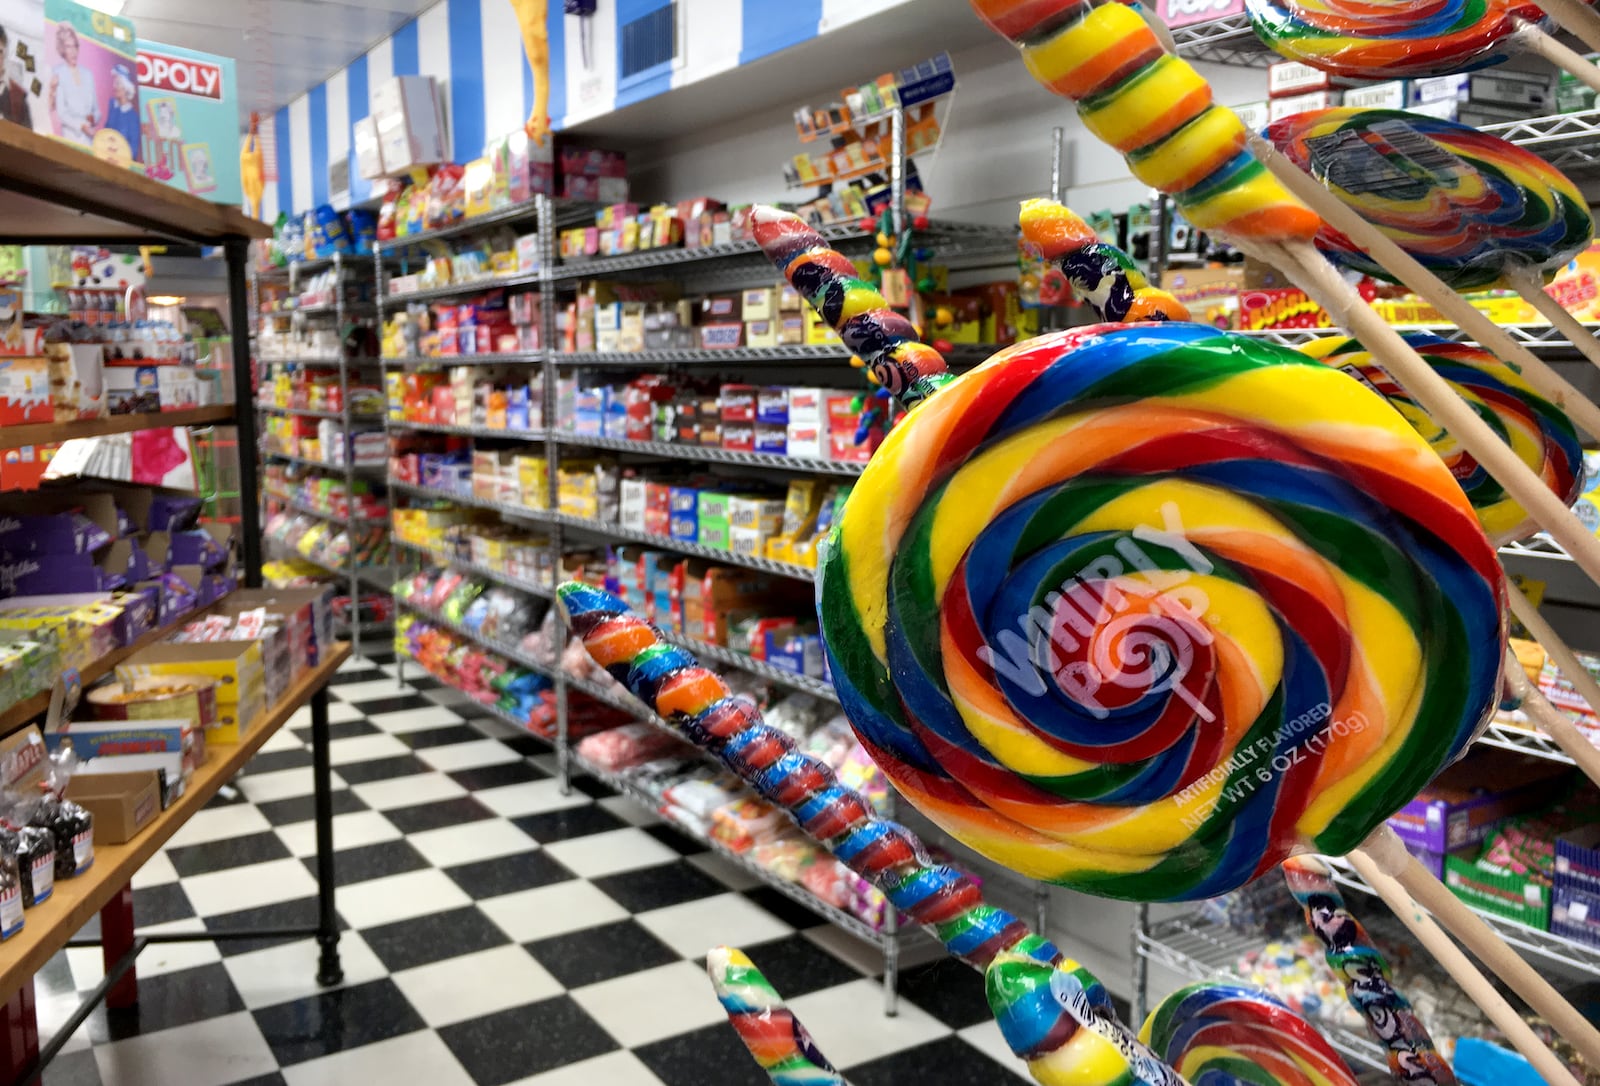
[551,513,818,582]
[256,402,384,422]
[1479,720,1587,766]
[389,481,554,525]
[1483,108,1600,172]
[555,343,1000,369]
[390,540,556,600]
[554,433,867,477]
[382,352,545,368]
[383,271,545,307]
[266,538,394,590]
[257,356,377,367]
[1169,12,1277,67]
[376,196,601,255]
[658,630,837,702]
[388,421,550,440]
[266,491,391,527]
[264,450,386,475]
[1240,324,1589,356]
[1135,911,1388,1073]
[394,596,561,681]
[0,406,235,451]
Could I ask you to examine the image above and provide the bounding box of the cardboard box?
[65,770,158,844]
[118,640,264,706]
[741,288,776,322]
[1267,89,1341,122]
[1341,80,1407,110]
[1386,749,1568,854]
[373,74,446,173]
[353,115,383,179]
[1267,60,1333,97]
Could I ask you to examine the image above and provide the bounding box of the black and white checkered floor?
[31,646,1037,1086]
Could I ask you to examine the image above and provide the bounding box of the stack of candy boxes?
[385,362,544,432]
[264,415,385,467]
[610,547,827,681]
[263,466,388,521]
[264,369,382,415]
[378,291,539,359]
[558,198,725,260]
[391,505,573,590]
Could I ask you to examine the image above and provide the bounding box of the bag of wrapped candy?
[34,743,93,878]
[0,829,21,939]
[0,793,56,907]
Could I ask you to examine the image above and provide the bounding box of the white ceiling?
[124,0,433,127]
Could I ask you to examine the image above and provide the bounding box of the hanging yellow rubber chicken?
[241,112,265,219]
[509,0,550,144]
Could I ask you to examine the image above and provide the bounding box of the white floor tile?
[330,678,413,704]
[181,858,321,917]
[784,978,948,1068]
[327,701,366,723]
[236,766,346,805]
[636,893,793,959]
[336,868,472,929]
[544,828,681,879]
[414,738,523,772]
[131,852,179,889]
[350,772,467,811]
[274,810,401,858]
[472,779,589,818]
[393,945,564,1027]
[571,961,725,1048]
[135,919,220,979]
[799,924,886,977]
[163,803,272,848]
[94,1011,278,1086]
[408,820,538,867]
[959,1020,1035,1080]
[528,753,560,776]
[509,1050,667,1086]
[479,880,628,943]
[597,795,662,827]
[327,732,412,765]
[466,715,524,740]
[283,1029,475,1086]
[35,989,92,1055]
[685,852,762,893]
[223,933,387,1009]
[366,705,465,734]
[259,726,309,753]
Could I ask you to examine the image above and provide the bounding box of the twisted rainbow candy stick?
[1141,982,1360,1086]
[1018,199,1190,323]
[558,581,1187,1086]
[752,206,951,408]
[707,947,847,1086]
[1281,857,1455,1085]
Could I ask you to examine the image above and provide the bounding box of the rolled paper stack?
[706,947,846,1086]
[1281,857,1455,1084]
[1017,199,1190,322]
[1140,981,1360,1086]
[1302,333,1584,544]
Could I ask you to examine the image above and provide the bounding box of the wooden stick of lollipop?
[1502,589,1600,786]
[1244,0,1600,96]
[1257,109,1600,395]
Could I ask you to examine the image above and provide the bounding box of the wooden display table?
[0,643,351,1085]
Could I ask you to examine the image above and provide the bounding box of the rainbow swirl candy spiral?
[1140,982,1360,1086]
[1301,333,1583,544]
[557,581,1185,1086]
[707,947,846,1086]
[1019,199,1191,323]
[971,0,1320,240]
[1281,857,1455,1084]
[1246,0,1549,78]
[1264,109,1593,292]
[752,207,951,407]
[818,321,1504,902]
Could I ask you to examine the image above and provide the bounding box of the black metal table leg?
[310,683,343,985]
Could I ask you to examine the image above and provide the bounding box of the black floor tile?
[634,1021,773,1086]
[306,839,427,889]
[396,724,487,750]
[328,667,387,686]
[131,882,195,928]
[291,720,379,744]
[88,961,245,1043]
[403,674,443,691]
[223,1076,288,1086]
[845,1035,1012,1085]
[591,861,726,913]
[255,789,368,827]
[330,754,427,785]
[641,823,708,856]
[251,978,425,1066]
[243,748,314,776]
[360,905,511,973]
[448,761,548,790]
[895,957,993,1030]
[438,998,617,1085]
[568,774,616,799]
[511,804,625,844]
[383,796,493,834]
[525,919,681,989]
[205,898,347,956]
[498,734,551,756]
[167,831,292,878]
[743,886,828,931]
[442,850,571,899]
[729,933,863,999]
[338,693,435,716]
[38,1048,102,1086]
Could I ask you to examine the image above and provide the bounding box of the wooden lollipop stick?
[1529,0,1600,56]
[1504,582,1600,786]
[1345,849,1582,1086]
[1513,19,1600,95]
[1247,133,1600,444]
[1507,269,1600,376]
[1263,238,1600,593]
[1356,825,1600,1068]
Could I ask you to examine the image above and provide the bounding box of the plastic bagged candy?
[0,835,19,940]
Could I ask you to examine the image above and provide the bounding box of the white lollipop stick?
[1512,19,1600,94]
[1504,582,1600,787]
[1248,133,1600,446]
[1345,849,1583,1086]
[1528,0,1600,56]
[1506,268,1600,378]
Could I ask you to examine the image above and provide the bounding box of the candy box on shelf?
[1444,851,1551,930]
[64,772,159,844]
[1386,748,1566,853]
[1237,288,1331,331]
[0,355,50,424]
[1556,823,1600,898]
[1552,885,1600,948]
[45,719,204,781]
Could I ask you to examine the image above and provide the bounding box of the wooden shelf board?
[0,406,235,451]
[0,642,351,997]
[0,126,270,244]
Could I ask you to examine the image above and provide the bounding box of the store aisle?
[32,648,1032,1086]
